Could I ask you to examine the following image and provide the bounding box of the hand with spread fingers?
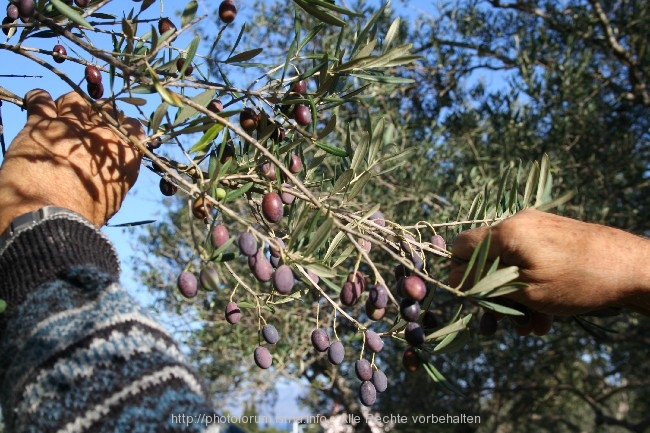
[449,209,650,332]
[0,89,144,234]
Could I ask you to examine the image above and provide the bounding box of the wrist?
[620,233,650,314]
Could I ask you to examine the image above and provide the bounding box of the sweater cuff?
[0,213,120,320]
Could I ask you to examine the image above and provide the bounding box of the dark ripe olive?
[218,0,237,24]
[365,330,384,353]
[238,232,257,256]
[430,234,447,252]
[225,301,241,324]
[239,107,259,132]
[17,0,35,21]
[291,79,307,95]
[211,224,229,249]
[177,271,198,299]
[293,104,312,126]
[355,359,372,381]
[52,45,67,63]
[359,381,377,407]
[327,341,345,365]
[289,154,302,173]
[158,17,176,34]
[402,346,420,372]
[87,82,104,99]
[400,298,421,322]
[7,4,19,20]
[340,281,360,306]
[159,178,178,196]
[207,99,223,113]
[2,17,13,35]
[84,65,102,85]
[252,250,273,282]
[311,328,330,352]
[280,184,295,205]
[368,284,388,309]
[404,322,425,346]
[254,346,272,369]
[365,302,385,321]
[74,0,89,7]
[176,58,194,76]
[402,276,426,302]
[262,192,283,223]
[262,324,280,345]
[273,264,294,294]
[369,210,385,227]
[371,369,388,393]
[269,237,285,258]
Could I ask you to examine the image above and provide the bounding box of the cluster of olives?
[3,0,34,34]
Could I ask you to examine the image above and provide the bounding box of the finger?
[24,89,57,120]
[450,226,491,261]
[56,91,93,124]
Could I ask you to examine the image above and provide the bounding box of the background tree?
[1,0,649,432]
[135,0,650,432]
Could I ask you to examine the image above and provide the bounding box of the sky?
[0,0,449,425]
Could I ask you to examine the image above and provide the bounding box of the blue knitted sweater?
[0,212,243,433]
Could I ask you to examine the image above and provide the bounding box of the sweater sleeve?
[0,214,244,433]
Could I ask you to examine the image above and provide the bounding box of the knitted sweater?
[0,212,243,433]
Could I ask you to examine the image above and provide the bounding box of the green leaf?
[90,12,116,20]
[332,169,354,193]
[139,0,156,13]
[304,263,336,279]
[425,315,471,341]
[422,361,464,397]
[129,85,156,94]
[293,0,346,26]
[303,217,333,257]
[225,48,263,64]
[535,153,550,206]
[117,97,147,106]
[383,17,401,52]
[225,182,253,202]
[181,0,198,27]
[350,131,369,173]
[174,88,214,126]
[51,0,94,29]
[315,141,348,157]
[476,299,525,316]
[0,299,5,314]
[347,171,372,200]
[107,219,156,227]
[350,74,415,84]
[149,102,168,133]
[523,161,539,208]
[465,266,521,296]
[317,114,337,140]
[189,123,223,153]
[154,82,183,107]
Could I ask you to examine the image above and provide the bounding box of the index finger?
[24,89,57,120]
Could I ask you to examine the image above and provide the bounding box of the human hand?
[0,89,144,233]
[449,209,650,317]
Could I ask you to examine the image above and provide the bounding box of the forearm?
[0,217,235,433]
